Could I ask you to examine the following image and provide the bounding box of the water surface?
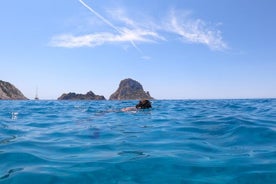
[0,99,276,183]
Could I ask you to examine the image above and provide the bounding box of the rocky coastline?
[1,78,154,100]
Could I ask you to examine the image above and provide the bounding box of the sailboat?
[35,87,39,100]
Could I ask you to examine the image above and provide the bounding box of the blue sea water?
[0,99,276,184]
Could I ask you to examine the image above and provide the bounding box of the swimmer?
[122,99,152,112]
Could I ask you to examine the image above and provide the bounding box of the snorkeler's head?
[136,99,152,109]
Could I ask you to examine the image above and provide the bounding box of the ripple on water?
[0,168,24,180]
[0,135,17,145]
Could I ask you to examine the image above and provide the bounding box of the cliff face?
[0,80,28,100]
[58,91,106,100]
[109,78,154,100]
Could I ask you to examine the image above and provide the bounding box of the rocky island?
[109,78,154,100]
[58,91,106,100]
[0,80,28,100]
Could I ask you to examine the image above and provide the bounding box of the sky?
[0,0,276,100]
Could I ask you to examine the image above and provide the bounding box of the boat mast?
[35,87,39,100]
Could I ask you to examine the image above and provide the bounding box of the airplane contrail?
[78,0,143,54]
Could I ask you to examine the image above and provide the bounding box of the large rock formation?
[0,80,28,100]
[109,78,154,100]
[58,91,106,100]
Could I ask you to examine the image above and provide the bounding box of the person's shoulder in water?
[122,99,152,112]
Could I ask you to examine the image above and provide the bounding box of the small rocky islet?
[57,91,106,100]
[109,78,153,100]
[0,78,154,100]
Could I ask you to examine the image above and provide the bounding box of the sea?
[0,99,275,184]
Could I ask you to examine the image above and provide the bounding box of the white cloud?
[141,55,151,60]
[50,4,227,51]
[167,10,228,50]
[107,8,137,28]
[50,33,108,48]
[50,28,164,48]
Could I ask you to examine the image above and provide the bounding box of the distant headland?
[0,80,28,100]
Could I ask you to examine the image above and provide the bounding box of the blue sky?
[1,0,276,99]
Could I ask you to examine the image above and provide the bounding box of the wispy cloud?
[50,2,227,52]
[106,8,137,28]
[167,10,228,50]
[50,29,164,48]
